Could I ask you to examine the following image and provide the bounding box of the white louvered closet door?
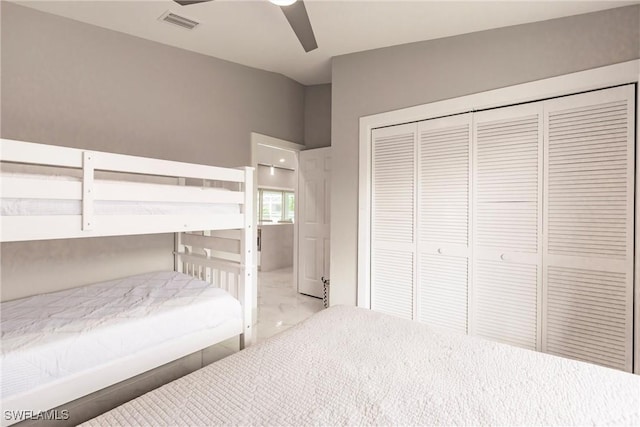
[542,85,635,372]
[417,114,471,333]
[370,123,417,320]
[472,103,543,351]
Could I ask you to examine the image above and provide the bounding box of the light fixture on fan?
[270,0,297,5]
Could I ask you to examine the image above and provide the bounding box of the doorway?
[250,133,303,307]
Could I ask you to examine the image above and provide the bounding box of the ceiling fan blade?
[173,0,213,6]
[280,1,318,53]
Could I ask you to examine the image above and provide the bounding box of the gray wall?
[304,84,331,149]
[258,224,294,272]
[330,5,640,306]
[1,2,305,300]
[257,165,296,190]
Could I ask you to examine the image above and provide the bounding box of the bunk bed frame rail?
[1,138,250,241]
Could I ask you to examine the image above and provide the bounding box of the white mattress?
[1,172,239,216]
[0,271,241,400]
[86,306,640,426]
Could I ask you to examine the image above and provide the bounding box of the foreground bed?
[86,305,640,426]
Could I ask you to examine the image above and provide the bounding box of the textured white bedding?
[86,305,640,426]
[0,271,241,400]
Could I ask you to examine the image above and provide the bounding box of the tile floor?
[255,266,324,343]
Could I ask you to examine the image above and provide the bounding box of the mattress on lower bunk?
[86,306,640,426]
[0,271,242,400]
[0,172,240,216]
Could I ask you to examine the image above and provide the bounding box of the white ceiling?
[15,0,638,85]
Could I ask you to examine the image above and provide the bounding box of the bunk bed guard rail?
[0,138,252,241]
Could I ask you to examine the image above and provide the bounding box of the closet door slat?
[372,248,414,320]
[418,254,468,332]
[417,114,471,333]
[543,85,634,372]
[472,103,543,351]
[371,124,417,319]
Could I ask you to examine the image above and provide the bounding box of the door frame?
[250,133,304,312]
[357,60,639,370]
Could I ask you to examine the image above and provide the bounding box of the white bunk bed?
[0,138,255,425]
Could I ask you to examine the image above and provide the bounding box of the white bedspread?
[86,305,640,426]
[1,271,241,400]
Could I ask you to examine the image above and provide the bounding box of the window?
[258,189,294,223]
[284,192,295,222]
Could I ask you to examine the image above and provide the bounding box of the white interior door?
[298,147,331,298]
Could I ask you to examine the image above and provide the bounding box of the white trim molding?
[358,60,640,315]
[635,71,640,375]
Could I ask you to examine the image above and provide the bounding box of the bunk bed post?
[174,177,186,274]
[82,151,95,231]
[174,233,184,274]
[239,166,255,349]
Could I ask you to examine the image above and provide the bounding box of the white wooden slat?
[92,151,245,182]
[418,118,470,246]
[416,114,471,332]
[472,103,543,351]
[474,107,541,255]
[542,85,634,372]
[371,248,413,320]
[0,139,246,182]
[474,259,538,350]
[0,138,83,167]
[2,214,245,242]
[546,98,631,259]
[82,151,95,231]
[372,125,416,245]
[370,124,417,319]
[176,252,241,275]
[545,265,629,371]
[418,253,468,333]
[2,177,244,204]
[182,232,241,256]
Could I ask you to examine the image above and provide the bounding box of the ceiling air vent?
[159,11,200,30]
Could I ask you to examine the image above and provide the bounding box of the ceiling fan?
[172,0,318,52]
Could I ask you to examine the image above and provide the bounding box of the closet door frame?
[357,60,639,370]
[636,75,640,374]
